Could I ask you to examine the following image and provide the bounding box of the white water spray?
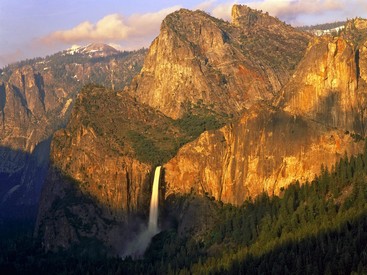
[122,166,161,258]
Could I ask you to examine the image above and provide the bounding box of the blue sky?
[0,0,366,67]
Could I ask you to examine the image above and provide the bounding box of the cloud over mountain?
[42,6,181,45]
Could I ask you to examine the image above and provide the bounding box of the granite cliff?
[164,105,363,205]
[281,36,366,132]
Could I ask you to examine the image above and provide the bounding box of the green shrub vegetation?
[68,85,229,166]
[174,111,225,140]
[125,109,226,165]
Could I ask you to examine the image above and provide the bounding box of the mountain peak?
[128,4,310,119]
[65,43,120,57]
[83,43,118,52]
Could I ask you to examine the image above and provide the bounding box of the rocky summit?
[127,6,310,119]
[33,5,367,256]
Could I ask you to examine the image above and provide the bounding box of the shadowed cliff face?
[34,166,139,253]
[0,139,50,221]
[128,6,310,119]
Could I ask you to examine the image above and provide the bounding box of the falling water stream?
[122,166,161,258]
[148,166,161,234]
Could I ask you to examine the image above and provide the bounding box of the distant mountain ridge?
[296,21,346,37]
[0,43,147,222]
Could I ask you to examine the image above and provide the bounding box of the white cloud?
[42,6,181,45]
[42,14,130,44]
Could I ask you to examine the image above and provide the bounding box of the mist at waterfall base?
[121,166,161,258]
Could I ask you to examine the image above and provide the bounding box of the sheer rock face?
[164,106,363,205]
[128,7,310,119]
[48,126,151,218]
[281,36,367,133]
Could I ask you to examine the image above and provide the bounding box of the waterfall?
[148,166,161,234]
[121,166,161,258]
